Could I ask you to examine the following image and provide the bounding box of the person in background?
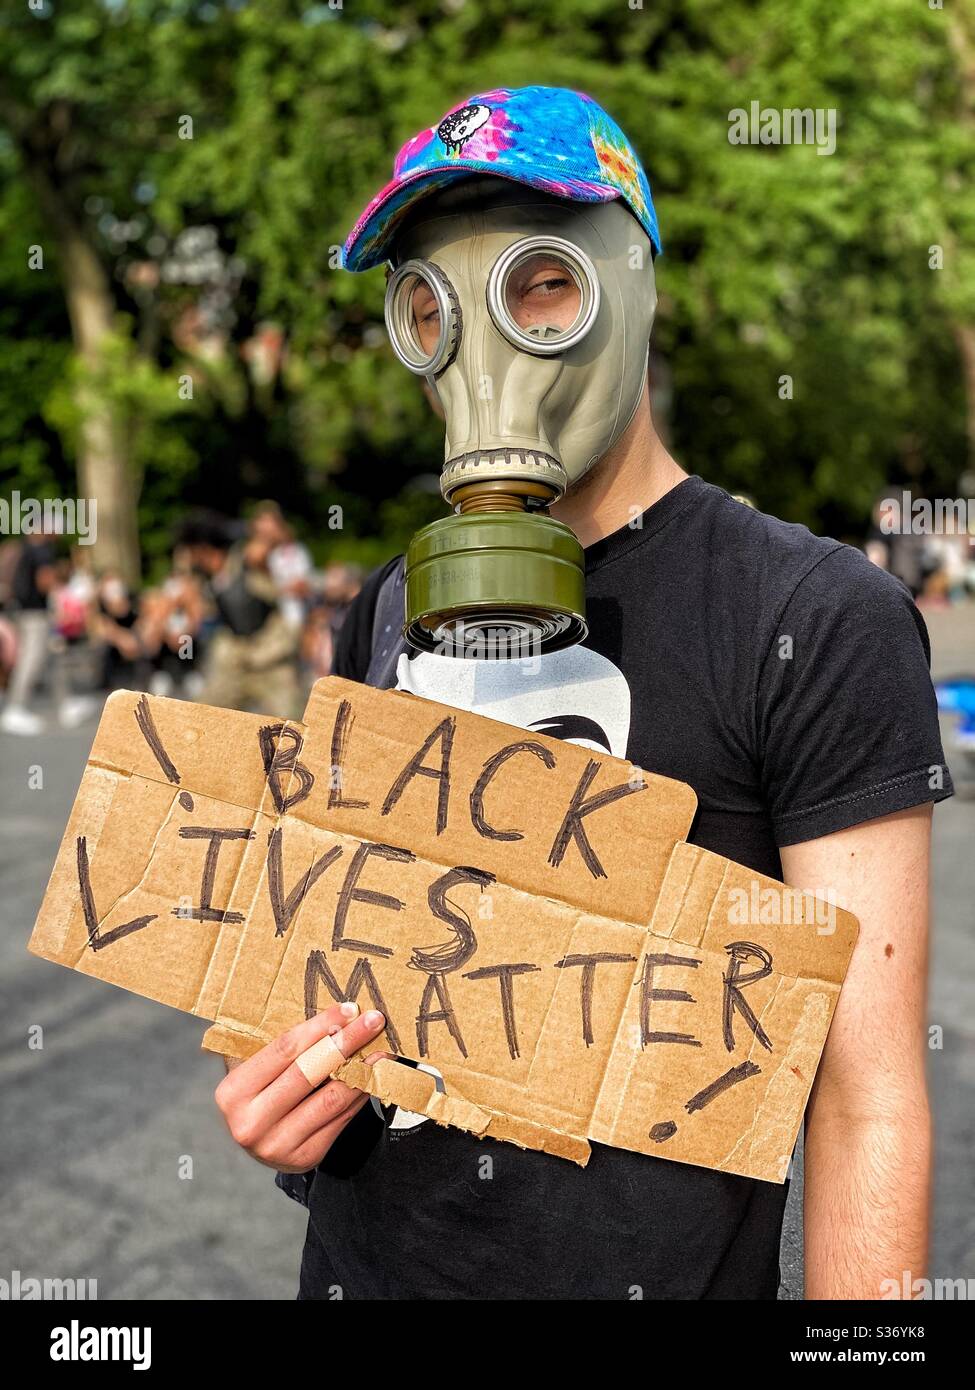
[49,549,100,727]
[864,494,924,597]
[917,514,970,608]
[90,569,142,693]
[181,511,303,717]
[139,544,207,698]
[0,529,58,736]
[300,601,336,681]
[252,501,314,633]
[323,561,363,629]
[0,538,20,694]
[0,537,21,613]
[302,562,363,679]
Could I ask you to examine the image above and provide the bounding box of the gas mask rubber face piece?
[385,181,657,660]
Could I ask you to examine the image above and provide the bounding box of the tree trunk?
[23,159,141,584]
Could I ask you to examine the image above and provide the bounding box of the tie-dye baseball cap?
[342,85,661,272]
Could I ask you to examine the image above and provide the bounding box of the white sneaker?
[0,706,44,736]
[59,695,101,729]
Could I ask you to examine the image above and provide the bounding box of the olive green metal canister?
[404,510,587,658]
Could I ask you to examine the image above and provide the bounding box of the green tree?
[1,0,971,575]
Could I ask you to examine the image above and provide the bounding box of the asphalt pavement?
[1,606,972,1300]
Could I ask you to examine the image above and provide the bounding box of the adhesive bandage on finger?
[294,1031,346,1086]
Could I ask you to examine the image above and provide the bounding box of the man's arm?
[780,803,933,1300]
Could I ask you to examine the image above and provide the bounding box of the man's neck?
[549,388,688,548]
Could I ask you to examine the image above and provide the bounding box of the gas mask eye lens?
[488,236,600,355]
[505,254,581,335]
[385,260,460,376]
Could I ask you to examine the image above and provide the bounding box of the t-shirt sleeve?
[755,544,953,846]
[331,556,401,683]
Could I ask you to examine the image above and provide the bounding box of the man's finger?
[249,1010,387,1130]
[291,1016,390,1084]
[259,1079,370,1166]
[294,1010,387,1085]
[268,1045,406,1162]
[293,1032,344,1086]
[219,1002,358,1102]
[276,1093,373,1174]
[264,1045,396,1171]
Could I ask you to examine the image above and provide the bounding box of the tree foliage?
[0,0,971,573]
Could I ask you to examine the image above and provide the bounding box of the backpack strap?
[364,555,408,690]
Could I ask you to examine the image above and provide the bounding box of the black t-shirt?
[294,475,952,1301]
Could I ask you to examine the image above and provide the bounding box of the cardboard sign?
[28,677,859,1182]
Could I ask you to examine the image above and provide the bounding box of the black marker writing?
[410,865,495,975]
[416,972,467,1059]
[548,759,645,878]
[555,952,637,1046]
[266,827,343,937]
[332,841,414,956]
[685,1060,762,1114]
[304,949,402,1054]
[649,1120,678,1142]
[469,740,555,841]
[328,699,368,811]
[723,941,773,1053]
[381,716,455,835]
[463,962,540,1060]
[77,836,157,951]
[173,826,255,924]
[134,694,180,784]
[637,952,703,1047]
[259,723,315,814]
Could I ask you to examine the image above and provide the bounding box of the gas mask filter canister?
[384,184,657,659]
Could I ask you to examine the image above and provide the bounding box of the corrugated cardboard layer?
[28,679,859,1182]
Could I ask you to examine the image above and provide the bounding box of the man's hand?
[215,1003,387,1173]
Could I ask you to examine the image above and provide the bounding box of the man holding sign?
[217,87,951,1301]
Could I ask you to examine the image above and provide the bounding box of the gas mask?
[384,179,657,659]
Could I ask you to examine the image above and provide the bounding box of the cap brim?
[342,162,625,272]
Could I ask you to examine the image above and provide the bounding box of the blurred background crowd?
[0,505,362,735]
[2,489,974,737]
